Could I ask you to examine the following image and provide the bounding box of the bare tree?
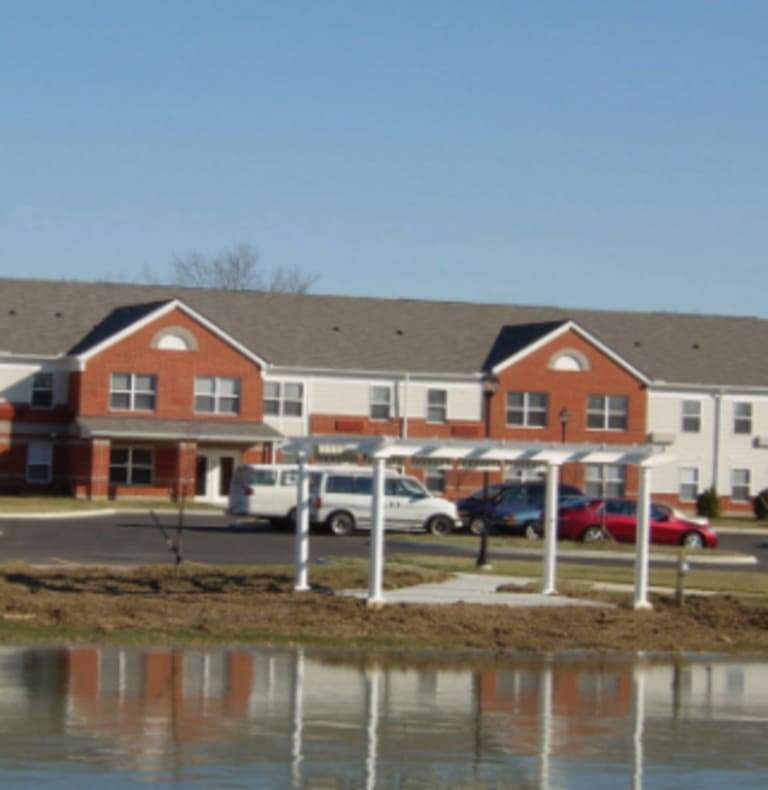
[169,243,319,293]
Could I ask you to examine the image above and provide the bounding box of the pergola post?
[367,455,387,606]
[293,452,311,592]
[633,462,654,610]
[541,460,561,595]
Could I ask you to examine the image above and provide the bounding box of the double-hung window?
[506,391,548,427]
[731,469,751,502]
[110,373,157,411]
[424,468,446,493]
[427,389,447,423]
[585,464,626,498]
[733,402,752,435]
[27,442,52,483]
[587,394,628,430]
[681,400,701,433]
[195,377,240,415]
[264,382,304,417]
[109,448,152,485]
[370,386,391,420]
[31,372,54,408]
[679,467,699,501]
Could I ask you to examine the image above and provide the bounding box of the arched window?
[549,349,589,372]
[151,327,198,351]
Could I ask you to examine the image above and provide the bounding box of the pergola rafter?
[280,435,674,610]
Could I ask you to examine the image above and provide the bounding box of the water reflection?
[0,644,765,787]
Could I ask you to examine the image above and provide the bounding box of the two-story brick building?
[1,277,766,511]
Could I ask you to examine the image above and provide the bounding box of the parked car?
[556,497,719,548]
[457,481,584,539]
[228,463,312,526]
[311,468,461,536]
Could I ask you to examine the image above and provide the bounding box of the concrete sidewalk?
[342,573,612,608]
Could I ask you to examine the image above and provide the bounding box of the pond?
[0,644,765,788]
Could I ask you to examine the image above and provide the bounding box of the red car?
[557,497,719,549]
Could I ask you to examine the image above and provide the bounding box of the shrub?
[753,488,768,521]
[696,487,721,519]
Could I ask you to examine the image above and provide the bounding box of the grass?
[384,552,768,602]
[0,495,223,512]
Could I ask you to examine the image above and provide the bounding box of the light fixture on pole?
[476,371,500,569]
[559,407,570,443]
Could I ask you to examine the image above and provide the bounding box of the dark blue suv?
[458,481,584,539]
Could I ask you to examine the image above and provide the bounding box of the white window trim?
[731,468,751,503]
[26,442,52,483]
[426,388,447,423]
[370,386,392,421]
[681,400,702,433]
[194,376,241,415]
[110,373,157,412]
[587,394,628,431]
[733,402,753,435]
[506,391,548,428]
[109,447,154,486]
[264,381,304,417]
[584,464,626,498]
[30,372,55,410]
[679,466,700,502]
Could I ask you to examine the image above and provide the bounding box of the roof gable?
[72,298,268,368]
[488,320,650,384]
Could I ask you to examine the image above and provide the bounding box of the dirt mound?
[0,565,765,655]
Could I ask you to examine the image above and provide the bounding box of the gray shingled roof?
[1,277,766,387]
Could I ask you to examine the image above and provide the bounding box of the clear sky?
[2,1,767,317]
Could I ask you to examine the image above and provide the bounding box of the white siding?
[0,362,67,406]
[648,389,768,500]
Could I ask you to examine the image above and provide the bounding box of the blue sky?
[2,1,767,316]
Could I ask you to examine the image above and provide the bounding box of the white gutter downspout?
[400,374,409,439]
[712,389,723,490]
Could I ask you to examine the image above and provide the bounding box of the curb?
[0,508,225,520]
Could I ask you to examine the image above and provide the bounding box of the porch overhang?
[77,416,282,444]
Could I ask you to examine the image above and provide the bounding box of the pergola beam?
[280,434,673,609]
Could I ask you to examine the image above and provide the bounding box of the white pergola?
[281,435,673,610]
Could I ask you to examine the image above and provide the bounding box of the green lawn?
[0,496,223,512]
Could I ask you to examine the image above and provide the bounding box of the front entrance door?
[194,452,237,504]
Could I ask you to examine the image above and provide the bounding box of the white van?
[311,468,461,537]
[228,464,308,526]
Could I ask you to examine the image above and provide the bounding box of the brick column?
[89,439,111,500]
[174,442,197,502]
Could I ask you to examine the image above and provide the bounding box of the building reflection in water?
[0,645,766,787]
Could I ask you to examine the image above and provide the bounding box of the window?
[27,443,52,483]
[110,373,157,411]
[681,400,701,433]
[733,402,752,435]
[427,389,447,423]
[30,372,54,408]
[195,377,240,415]
[370,386,391,420]
[585,464,626,497]
[731,468,751,502]
[587,395,628,430]
[679,467,699,501]
[326,474,373,495]
[424,468,446,494]
[109,448,152,485]
[264,382,304,417]
[506,391,548,427]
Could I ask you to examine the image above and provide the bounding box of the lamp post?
[476,372,499,568]
[559,407,570,443]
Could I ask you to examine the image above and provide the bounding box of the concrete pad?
[341,573,612,608]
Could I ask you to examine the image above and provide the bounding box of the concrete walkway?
[342,573,612,608]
